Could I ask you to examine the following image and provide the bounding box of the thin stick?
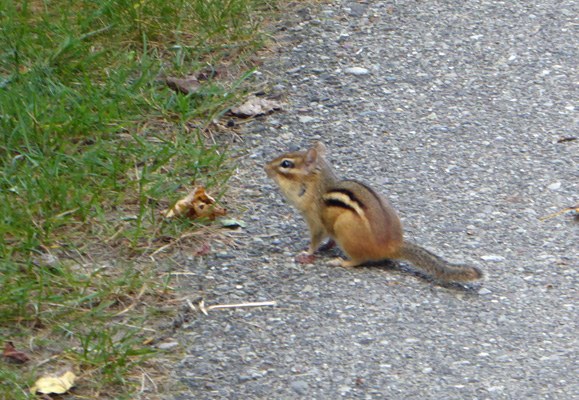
[186,298,196,312]
[113,284,148,317]
[539,206,578,221]
[198,300,276,315]
[151,232,200,256]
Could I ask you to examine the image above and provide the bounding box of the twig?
[140,372,146,394]
[151,232,201,256]
[186,298,197,312]
[36,347,81,367]
[197,300,276,315]
[111,322,157,333]
[113,283,148,317]
[159,271,197,277]
[539,204,579,221]
[137,367,157,394]
[36,353,61,368]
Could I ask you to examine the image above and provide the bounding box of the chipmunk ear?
[304,144,321,173]
[313,141,327,157]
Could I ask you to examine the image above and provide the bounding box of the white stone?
[481,255,506,262]
[298,116,316,123]
[344,67,370,75]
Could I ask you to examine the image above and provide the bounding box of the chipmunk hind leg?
[324,209,378,266]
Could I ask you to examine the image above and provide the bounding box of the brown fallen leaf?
[162,187,227,221]
[30,370,76,395]
[230,96,282,117]
[3,342,30,363]
[165,76,201,95]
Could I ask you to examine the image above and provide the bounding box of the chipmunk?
[265,142,483,283]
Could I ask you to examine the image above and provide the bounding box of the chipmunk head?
[265,142,331,208]
[265,142,326,181]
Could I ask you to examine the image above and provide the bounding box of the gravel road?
[173,1,579,398]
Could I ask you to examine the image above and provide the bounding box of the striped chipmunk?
[265,142,483,283]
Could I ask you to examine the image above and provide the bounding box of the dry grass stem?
[197,300,277,315]
[539,204,579,221]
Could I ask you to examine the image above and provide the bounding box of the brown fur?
[265,142,483,283]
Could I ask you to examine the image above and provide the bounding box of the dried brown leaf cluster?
[162,187,227,221]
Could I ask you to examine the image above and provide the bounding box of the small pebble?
[286,66,303,74]
[298,116,316,123]
[40,253,58,266]
[290,380,308,395]
[216,252,235,259]
[158,342,180,350]
[339,385,352,394]
[344,67,370,75]
[481,255,506,262]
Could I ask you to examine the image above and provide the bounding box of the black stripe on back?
[342,179,388,213]
[327,188,365,210]
[324,198,357,213]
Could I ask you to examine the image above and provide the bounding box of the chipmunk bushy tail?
[395,242,483,282]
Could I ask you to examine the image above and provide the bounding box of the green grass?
[0,0,277,397]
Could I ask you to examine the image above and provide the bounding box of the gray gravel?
[173,1,579,398]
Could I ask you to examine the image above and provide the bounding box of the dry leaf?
[230,96,282,117]
[165,76,201,95]
[163,187,227,221]
[30,371,76,395]
[3,342,30,363]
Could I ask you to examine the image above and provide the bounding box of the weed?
[0,0,277,397]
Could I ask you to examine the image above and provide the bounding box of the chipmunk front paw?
[295,252,316,264]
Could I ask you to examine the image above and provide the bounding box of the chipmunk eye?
[280,160,294,168]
